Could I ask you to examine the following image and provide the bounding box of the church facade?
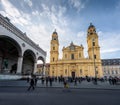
[50,24,103,78]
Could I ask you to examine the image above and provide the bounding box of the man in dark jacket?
[27,78,35,91]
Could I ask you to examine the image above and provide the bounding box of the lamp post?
[92,38,97,84]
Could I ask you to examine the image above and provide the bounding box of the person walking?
[64,79,67,88]
[27,77,35,91]
[27,76,30,83]
[46,77,49,87]
[74,78,77,86]
[34,77,38,86]
[41,76,44,85]
[49,77,52,86]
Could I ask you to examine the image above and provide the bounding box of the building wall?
[50,60,102,78]
[102,59,120,78]
[38,59,120,78]
[37,63,50,76]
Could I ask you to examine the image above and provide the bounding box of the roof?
[102,58,120,66]
[52,29,58,35]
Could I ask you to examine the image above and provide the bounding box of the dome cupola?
[87,23,96,35]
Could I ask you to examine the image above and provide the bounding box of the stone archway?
[37,56,45,76]
[0,36,22,74]
[22,50,36,75]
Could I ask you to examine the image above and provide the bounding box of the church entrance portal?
[71,71,75,79]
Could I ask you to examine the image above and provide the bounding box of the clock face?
[70,45,75,50]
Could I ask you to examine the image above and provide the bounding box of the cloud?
[1,0,119,63]
[26,25,50,63]
[0,0,31,26]
[76,30,120,58]
[101,48,120,53]
[24,4,69,62]
[69,0,85,12]
[1,0,21,17]
[24,0,32,7]
[77,31,86,37]
[76,31,87,49]
[42,4,67,28]
[32,10,39,16]
[98,31,120,54]
[39,4,73,60]
[76,31,88,57]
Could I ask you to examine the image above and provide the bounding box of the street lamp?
[92,38,97,84]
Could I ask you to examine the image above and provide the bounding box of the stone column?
[43,63,46,76]
[68,65,71,77]
[17,56,23,74]
[33,61,37,74]
[0,57,2,73]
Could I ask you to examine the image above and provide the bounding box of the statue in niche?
[10,63,17,74]
[3,59,8,69]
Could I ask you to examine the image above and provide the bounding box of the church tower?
[87,23,103,78]
[50,30,59,76]
[87,23,100,60]
[50,30,59,62]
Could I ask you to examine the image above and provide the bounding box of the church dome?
[53,29,58,35]
[87,23,96,35]
[88,23,95,29]
[52,29,58,41]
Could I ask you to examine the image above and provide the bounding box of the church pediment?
[63,42,84,51]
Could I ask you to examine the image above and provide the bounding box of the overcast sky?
[0,0,120,63]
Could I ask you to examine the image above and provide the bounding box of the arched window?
[93,42,95,46]
[53,57,55,62]
[94,55,96,59]
[53,47,55,50]
[79,53,81,58]
[71,54,74,60]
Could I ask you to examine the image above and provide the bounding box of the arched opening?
[37,56,45,76]
[22,50,36,75]
[0,36,22,74]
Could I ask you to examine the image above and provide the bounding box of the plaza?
[0,78,120,89]
[0,80,120,105]
[0,0,120,105]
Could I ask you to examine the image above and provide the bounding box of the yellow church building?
[50,23,103,78]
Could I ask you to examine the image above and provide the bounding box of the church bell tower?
[50,30,59,76]
[87,23,100,60]
[87,23,103,78]
[50,30,59,63]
